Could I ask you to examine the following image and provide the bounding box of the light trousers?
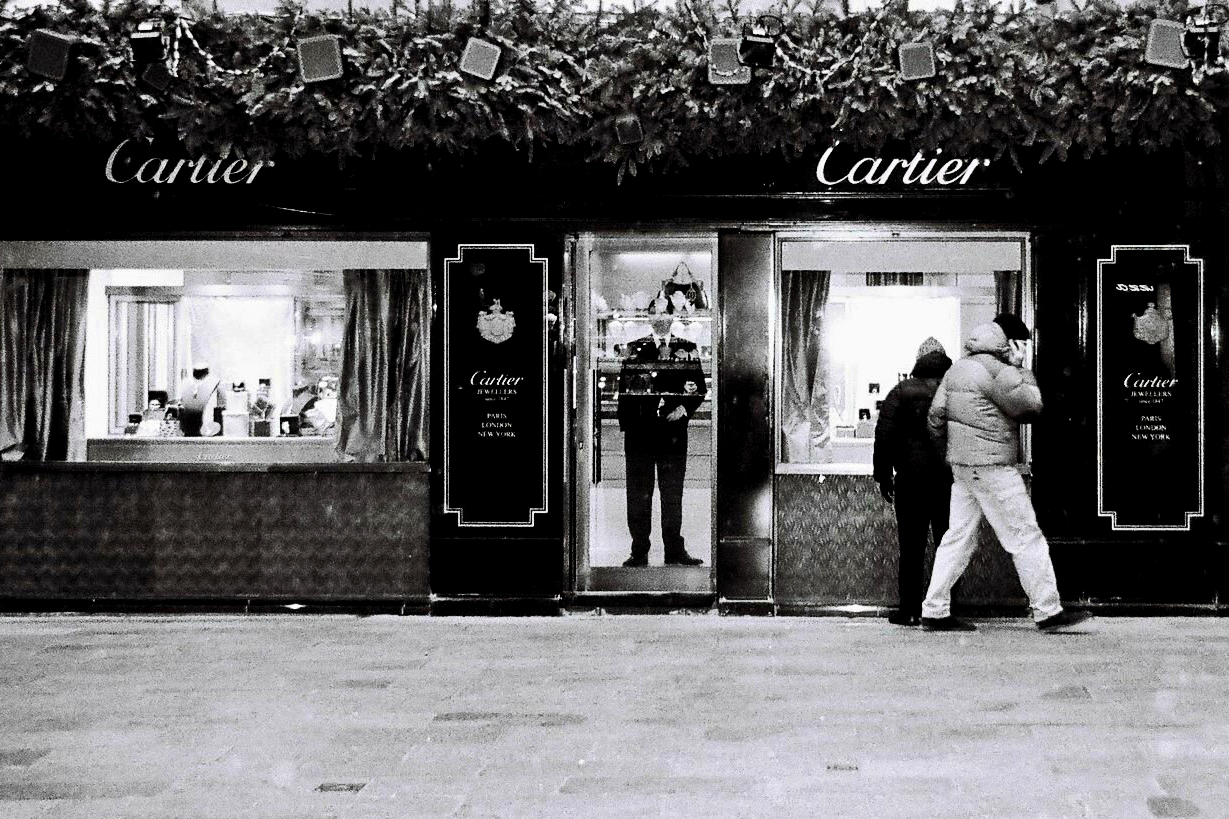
[922,465,1063,622]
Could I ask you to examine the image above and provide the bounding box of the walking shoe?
[622,554,648,567]
[921,616,977,632]
[1036,610,1092,632]
[887,612,921,626]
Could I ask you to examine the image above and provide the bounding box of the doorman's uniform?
[617,334,706,564]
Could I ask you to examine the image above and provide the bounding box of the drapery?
[780,270,832,463]
[0,269,89,461]
[994,270,1021,318]
[336,269,430,462]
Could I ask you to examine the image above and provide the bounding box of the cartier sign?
[442,243,551,528]
[816,144,990,186]
[104,138,274,184]
[1096,245,1205,531]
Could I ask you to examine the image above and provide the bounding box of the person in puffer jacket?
[873,337,953,626]
[919,313,1091,633]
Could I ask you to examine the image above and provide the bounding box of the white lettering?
[103,139,138,183]
[817,144,988,187]
[104,141,273,185]
[470,371,525,387]
[1124,373,1179,389]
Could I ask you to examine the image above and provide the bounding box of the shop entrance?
[573,234,717,594]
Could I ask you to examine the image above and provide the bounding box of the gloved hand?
[877,479,894,503]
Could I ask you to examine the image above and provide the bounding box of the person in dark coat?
[617,315,707,567]
[873,337,953,626]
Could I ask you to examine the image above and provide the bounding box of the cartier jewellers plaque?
[443,244,549,527]
[1096,245,1204,531]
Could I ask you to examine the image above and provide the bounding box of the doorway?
[574,233,718,593]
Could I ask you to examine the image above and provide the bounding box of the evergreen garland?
[1,0,1226,181]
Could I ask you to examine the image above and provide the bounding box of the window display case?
[99,272,345,448]
[776,237,1026,473]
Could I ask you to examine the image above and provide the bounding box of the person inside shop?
[617,314,706,567]
[873,337,953,627]
[920,313,1092,633]
[177,362,220,437]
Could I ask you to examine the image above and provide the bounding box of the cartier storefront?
[1,137,1226,616]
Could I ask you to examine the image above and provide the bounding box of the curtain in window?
[337,269,430,462]
[780,270,832,463]
[0,269,89,461]
[994,270,1021,317]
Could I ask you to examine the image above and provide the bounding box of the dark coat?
[873,350,952,484]
[616,335,706,434]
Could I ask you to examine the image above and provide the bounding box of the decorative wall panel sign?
[443,244,549,526]
[1096,245,1204,531]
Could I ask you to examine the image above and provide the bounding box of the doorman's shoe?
[921,616,977,632]
[887,612,921,627]
[622,554,649,567]
[664,552,703,566]
[1036,610,1092,633]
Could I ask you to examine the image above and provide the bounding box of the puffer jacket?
[873,350,952,482]
[928,322,1043,466]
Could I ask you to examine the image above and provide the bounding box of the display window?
[1,241,429,464]
[100,272,345,440]
[776,234,1030,474]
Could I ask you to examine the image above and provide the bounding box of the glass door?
[576,234,717,593]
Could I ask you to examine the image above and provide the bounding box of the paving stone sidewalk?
[1,614,1226,819]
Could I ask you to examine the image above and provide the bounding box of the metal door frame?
[571,230,721,594]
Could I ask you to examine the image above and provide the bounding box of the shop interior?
[86,269,345,453]
[777,237,1027,474]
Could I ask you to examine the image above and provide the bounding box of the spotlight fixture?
[708,38,751,85]
[460,37,502,80]
[26,29,78,81]
[899,42,937,81]
[1185,1,1228,67]
[130,21,164,65]
[614,113,643,146]
[1145,19,1188,68]
[298,34,344,83]
[738,15,783,70]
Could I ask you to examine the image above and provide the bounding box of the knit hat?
[916,336,946,360]
[993,313,1031,341]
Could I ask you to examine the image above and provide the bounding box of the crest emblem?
[477,299,516,344]
[1132,302,1169,345]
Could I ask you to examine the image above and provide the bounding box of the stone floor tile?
[2,615,1227,818]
